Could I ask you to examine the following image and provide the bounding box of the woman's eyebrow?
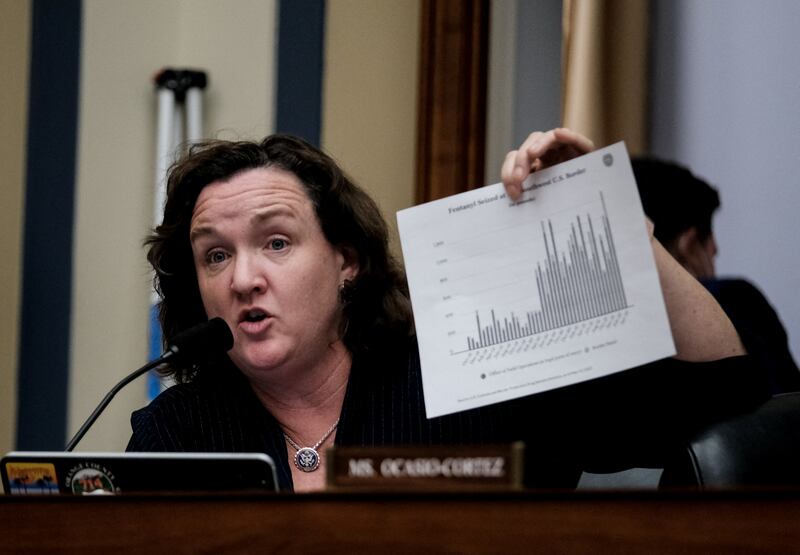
[189,224,216,242]
[190,206,299,242]
[250,205,296,224]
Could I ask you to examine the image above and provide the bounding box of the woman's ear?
[339,245,360,281]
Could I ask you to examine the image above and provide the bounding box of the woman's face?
[189,167,358,382]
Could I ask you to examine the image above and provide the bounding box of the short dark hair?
[147,134,413,382]
[631,157,720,246]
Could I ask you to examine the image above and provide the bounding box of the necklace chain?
[283,418,340,473]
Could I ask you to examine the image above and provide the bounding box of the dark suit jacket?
[703,278,800,394]
[128,339,766,491]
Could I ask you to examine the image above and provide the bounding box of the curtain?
[561,0,649,154]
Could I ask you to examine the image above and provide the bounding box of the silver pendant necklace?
[283,418,340,473]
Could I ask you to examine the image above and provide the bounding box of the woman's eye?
[207,250,228,264]
[269,238,288,251]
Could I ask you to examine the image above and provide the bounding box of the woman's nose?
[230,254,267,296]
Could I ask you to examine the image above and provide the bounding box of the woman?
[128,129,761,492]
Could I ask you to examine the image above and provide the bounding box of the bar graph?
[463,192,627,352]
[397,142,676,417]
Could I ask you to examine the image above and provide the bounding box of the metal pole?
[149,68,208,399]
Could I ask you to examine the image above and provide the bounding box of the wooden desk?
[2,490,799,554]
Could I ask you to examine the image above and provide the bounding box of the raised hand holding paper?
[397,143,675,418]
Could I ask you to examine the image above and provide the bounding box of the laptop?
[1,451,278,495]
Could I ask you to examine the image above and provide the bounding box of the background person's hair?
[631,157,721,247]
[147,134,413,382]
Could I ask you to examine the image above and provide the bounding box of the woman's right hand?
[501,128,594,201]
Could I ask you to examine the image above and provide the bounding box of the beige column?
[0,0,31,455]
[321,0,421,256]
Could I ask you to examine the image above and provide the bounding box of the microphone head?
[167,317,234,362]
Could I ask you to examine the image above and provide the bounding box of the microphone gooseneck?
[64,317,233,452]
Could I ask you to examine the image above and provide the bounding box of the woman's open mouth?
[239,308,271,334]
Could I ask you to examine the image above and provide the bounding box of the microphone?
[64,317,233,451]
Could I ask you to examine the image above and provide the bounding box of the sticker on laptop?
[66,463,119,495]
[5,462,60,494]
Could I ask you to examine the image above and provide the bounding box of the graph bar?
[464,192,628,351]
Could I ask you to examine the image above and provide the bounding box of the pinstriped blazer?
[127,338,765,491]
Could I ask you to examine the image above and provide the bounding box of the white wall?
[69,0,277,451]
[650,0,800,363]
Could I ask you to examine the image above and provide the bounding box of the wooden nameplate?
[326,443,524,491]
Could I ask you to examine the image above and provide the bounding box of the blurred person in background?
[632,157,800,394]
